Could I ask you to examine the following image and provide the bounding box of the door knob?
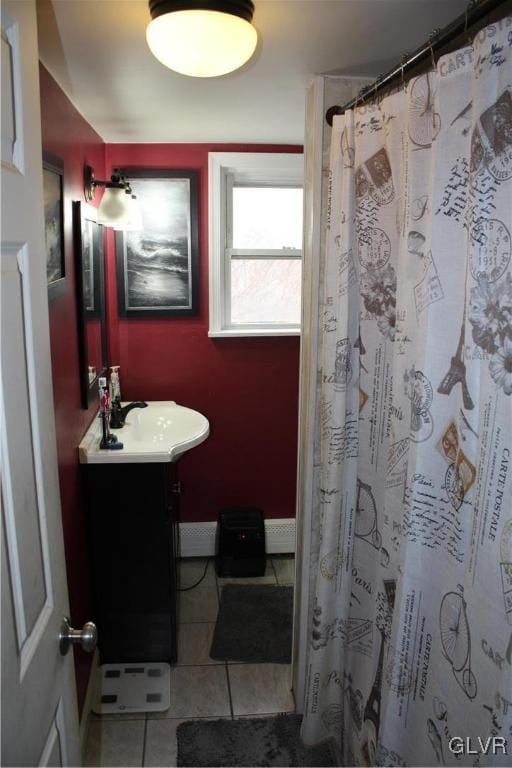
[59,617,97,655]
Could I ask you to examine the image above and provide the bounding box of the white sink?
[79,401,209,464]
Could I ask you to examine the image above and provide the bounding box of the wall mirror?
[72,201,108,408]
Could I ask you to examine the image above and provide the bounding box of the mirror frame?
[43,150,66,300]
[72,200,108,408]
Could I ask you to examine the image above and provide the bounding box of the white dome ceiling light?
[146,0,258,78]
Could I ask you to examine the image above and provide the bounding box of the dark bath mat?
[210,584,293,663]
[176,714,337,767]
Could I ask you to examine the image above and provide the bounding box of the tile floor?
[84,555,295,767]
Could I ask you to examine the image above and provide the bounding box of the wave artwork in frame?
[115,169,199,317]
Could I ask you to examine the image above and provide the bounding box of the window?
[208,152,303,337]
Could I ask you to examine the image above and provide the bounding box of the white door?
[1,1,82,765]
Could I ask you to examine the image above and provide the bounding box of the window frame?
[208,152,304,337]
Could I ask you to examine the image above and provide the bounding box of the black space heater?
[216,508,266,577]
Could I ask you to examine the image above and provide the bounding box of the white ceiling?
[37,0,468,144]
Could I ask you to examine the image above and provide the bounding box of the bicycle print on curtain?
[302,17,512,767]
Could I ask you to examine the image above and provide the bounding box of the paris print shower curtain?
[302,18,512,767]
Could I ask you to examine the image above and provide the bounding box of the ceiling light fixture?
[84,165,140,229]
[146,0,258,78]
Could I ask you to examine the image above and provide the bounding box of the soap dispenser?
[99,376,123,450]
[99,376,111,448]
[109,365,122,428]
[110,365,121,404]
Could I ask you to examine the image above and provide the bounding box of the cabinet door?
[165,463,180,640]
[86,463,177,663]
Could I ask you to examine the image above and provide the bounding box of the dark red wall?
[40,62,301,715]
[39,64,105,716]
[105,144,302,523]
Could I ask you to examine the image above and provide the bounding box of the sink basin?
[79,401,209,464]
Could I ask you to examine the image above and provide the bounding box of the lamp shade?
[114,196,143,232]
[97,187,132,227]
[146,2,257,77]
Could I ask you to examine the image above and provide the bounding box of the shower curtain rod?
[325,0,511,125]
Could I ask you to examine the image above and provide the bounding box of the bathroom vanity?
[84,462,179,663]
[79,401,209,664]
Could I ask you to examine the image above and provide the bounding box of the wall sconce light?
[114,190,143,232]
[146,0,258,78]
[84,165,142,230]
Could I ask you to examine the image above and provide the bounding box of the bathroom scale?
[92,662,171,714]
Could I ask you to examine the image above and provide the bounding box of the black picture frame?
[43,150,65,299]
[72,201,108,409]
[82,215,102,320]
[115,169,199,317]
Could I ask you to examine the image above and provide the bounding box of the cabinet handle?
[172,481,182,495]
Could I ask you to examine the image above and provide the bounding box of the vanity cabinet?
[84,461,180,664]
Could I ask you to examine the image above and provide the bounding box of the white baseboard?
[80,648,99,760]
[179,518,296,557]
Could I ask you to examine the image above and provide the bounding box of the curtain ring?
[374,74,386,108]
[357,84,368,112]
[464,0,477,46]
[400,53,408,92]
[429,30,440,71]
[464,0,477,32]
[373,75,381,108]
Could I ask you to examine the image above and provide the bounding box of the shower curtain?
[302,17,512,767]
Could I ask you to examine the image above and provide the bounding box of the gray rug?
[176,715,337,767]
[210,584,293,663]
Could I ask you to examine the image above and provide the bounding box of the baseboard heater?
[178,518,296,557]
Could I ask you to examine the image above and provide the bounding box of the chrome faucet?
[110,401,148,429]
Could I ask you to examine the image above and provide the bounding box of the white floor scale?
[92,663,171,714]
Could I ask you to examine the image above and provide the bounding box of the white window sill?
[208,328,301,338]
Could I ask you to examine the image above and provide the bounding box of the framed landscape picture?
[43,151,65,299]
[116,169,199,317]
